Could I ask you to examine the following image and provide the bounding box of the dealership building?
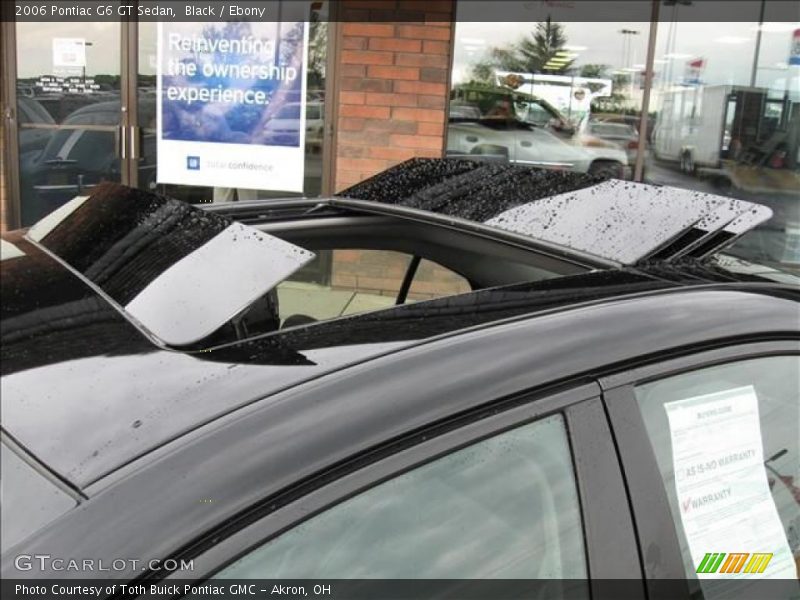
[1,0,798,275]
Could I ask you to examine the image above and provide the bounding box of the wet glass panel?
[26,185,315,346]
[646,5,800,275]
[16,21,122,226]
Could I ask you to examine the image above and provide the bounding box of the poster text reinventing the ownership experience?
[157,18,309,192]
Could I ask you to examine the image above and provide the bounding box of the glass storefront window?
[451,2,799,275]
[450,5,652,181]
[645,11,800,273]
[139,2,330,205]
[16,22,122,225]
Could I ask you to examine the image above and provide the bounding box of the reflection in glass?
[645,16,799,274]
[214,415,587,579]
[449,18,649,180]
[16,22,122,225]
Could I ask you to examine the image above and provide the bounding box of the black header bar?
[6,0,800,22]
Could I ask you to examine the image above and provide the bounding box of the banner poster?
[157,18,309,192]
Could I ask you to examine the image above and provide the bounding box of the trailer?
[652,84,799,175]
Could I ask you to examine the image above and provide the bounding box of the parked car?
[2,160,798,596]
[447,117,628,178]
[19,98,157,224]
[17,96,55,160]
[583,119,640,167]
[262,101,325,149]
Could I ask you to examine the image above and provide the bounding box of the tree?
[579,64,609,79]
[516,18,573,73]
[467,19,573,83]
[307,21,327,89]
[579,64,610,94]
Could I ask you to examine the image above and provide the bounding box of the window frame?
[160,384,641,585]
[600,340,800,600]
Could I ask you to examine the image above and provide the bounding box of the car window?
[406,258,471,302]
[522,101,555,127]
[212,414,587,579]
[63,108,119,127]
[277,249,471,326]
[634,356,800,594]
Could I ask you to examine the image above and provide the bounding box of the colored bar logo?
[696,553,773,574]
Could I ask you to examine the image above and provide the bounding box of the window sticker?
[664,386,797,586]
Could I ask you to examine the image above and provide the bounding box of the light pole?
[81,41,93,88]
[619,29,640,98]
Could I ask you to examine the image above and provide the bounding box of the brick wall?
[333,1,455,191]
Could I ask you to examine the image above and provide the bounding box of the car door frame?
[161,383,644,595]
[600,340,800,600]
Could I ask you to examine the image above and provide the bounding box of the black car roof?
[2,227,797,494]
[2,285,798,581]
[0,168,794,495]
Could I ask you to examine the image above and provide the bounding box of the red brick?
[417,94,446,109]
[339,117,366,131]
[340,104,391,119]
[390,134,443,150]
[395,52,449,68]
[363,119,417,134]
[413,148,444,158]
[338,130,392,146]
[345,0,399,9]
[341,77,394,92]
[396,24,451,40]
[399,0,454,12]
[339,91,365,105]
[420,67,448,83]
[394,80,447,95]
[391,107,444,123]
[369,146,418,161]
[342,8,370,20]
[417,121,445,136]
[342,23,395,38]
[341,50,394,65]
[342,36,367,50]
[338,157,391,172]
[368,65,420,80]
[368,37,422,53]
[423,14,453,25]
[337,145,369,158]
[336,170,369,190]
[341,64,366,78]
[423,40,449,55]
[363,92,418,107]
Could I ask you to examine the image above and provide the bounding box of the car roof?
[2,284,797,577]
[1,164,793,495]
[2,223,796,493]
